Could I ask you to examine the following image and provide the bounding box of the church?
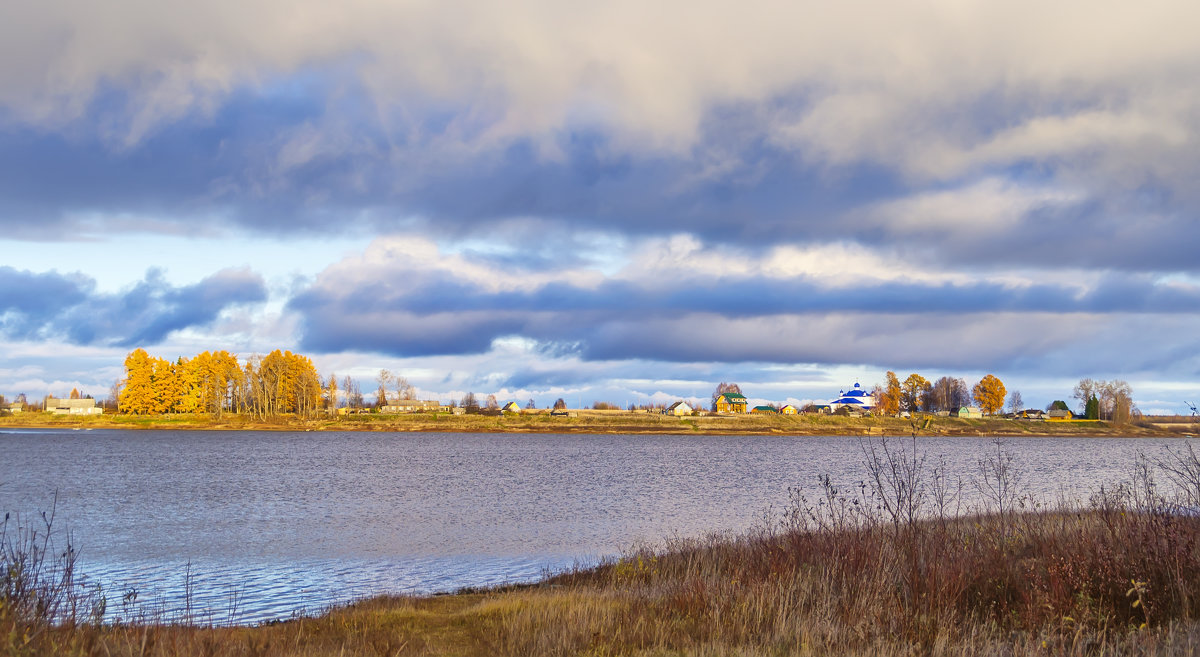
[830,382,875,412]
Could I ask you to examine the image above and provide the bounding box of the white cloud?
[4,0,1200,186]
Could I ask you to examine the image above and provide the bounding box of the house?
[44,398,102,415]
[664,401,693,416]
[806,404,832,414]
[1047,409,1074,421]
[779,404,798,415]
[1016,409,1045,420]
[715,392,748,414]
[378,400,441,413]
[751,405,777,414]
[5,402,22,414]
[829,382,875,412]
[500,401,522,413]
[954,406,983,419]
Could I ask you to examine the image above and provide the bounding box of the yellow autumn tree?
[901,373,931,412]
[203,350,241,416]
[119,348,156,415]
[875,371,902,416]
[326,374,339,412]
[972,374,1007,415]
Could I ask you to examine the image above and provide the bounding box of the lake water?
[0,429,1190,624]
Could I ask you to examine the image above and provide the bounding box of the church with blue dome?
[830,382,875,412]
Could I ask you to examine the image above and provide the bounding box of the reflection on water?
[0,429,1190,624]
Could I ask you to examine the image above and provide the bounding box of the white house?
[44,398,103,415]
[664,401,693,416]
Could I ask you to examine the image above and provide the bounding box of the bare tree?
[485,394,499,410]
[393,374,415,401]
[461,392,479,410]
[926,376,969,412]
[376,369,392,408]
[1073,378,1098,415]
[1007,390,1024,414]
[710,382,742,410]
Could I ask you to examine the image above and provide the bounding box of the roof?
[666,400,691,410]
[752,405,777,413]
[45,398,97,409]
[719,392,747,401]
[840,382,870,397]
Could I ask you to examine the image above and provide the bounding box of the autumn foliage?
[972,374,1007,415]
[119,348,324,418]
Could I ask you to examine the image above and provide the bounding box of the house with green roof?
[715,391,748,414]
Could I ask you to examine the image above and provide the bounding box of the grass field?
[1,408,1192,437]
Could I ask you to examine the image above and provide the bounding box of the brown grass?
[6,439,1200,655]
[6,507,1200,655]
[0,410,1188,436]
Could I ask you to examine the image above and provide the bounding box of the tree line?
[119,348,326,419]
[870,372,1011,416]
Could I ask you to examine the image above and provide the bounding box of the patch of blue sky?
[0,232,370,294]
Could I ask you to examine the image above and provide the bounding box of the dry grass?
[6,508,1200,656]
[6,439,1200,655]
[0,410,1186,436]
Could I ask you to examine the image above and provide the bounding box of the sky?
[3,0,1200,414]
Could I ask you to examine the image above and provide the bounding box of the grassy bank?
[6,505,1200,654]
[1,409,1192,436]
[6,439,1200,655]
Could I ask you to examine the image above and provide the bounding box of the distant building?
[1047,409,1075,421]
[44,398,102,415]
[5,402,23,414]
[378,400,441,413]
[664,401,693,416]
[954,406,983,419]
[500,401,522,413]
[779,404,798,415]
[751,405,777,415]
[829,383,875,412]
[715,392,748,414]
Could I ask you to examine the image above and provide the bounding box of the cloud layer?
[288,236,1200,379]
[3,1,1200,409]
[0,267,267,345]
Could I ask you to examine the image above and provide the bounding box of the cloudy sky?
[3,0,1199,413]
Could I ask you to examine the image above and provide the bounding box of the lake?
[0,429,1188,624]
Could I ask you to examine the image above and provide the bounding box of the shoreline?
[2,410,1193,437]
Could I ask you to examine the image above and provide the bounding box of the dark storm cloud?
[289,260,1200,367]
[0,267,266,345]
[2,69,1199,276]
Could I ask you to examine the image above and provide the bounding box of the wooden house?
[715,392,748,414]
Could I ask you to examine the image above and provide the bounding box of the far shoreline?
[2,409,1194,438]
